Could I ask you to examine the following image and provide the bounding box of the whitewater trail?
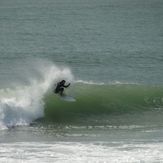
[0,63,74,129]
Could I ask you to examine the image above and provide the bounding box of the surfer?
[54,80,70,96]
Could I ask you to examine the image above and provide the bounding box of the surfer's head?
[61,80,66,84]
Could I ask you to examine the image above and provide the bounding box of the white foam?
[75,80,105,85]
[110,80,140,85]
[0,61,74,129]
[75,80,139,86]
[0,141,163,162]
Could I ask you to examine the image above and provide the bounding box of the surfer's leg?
[59,88,64,96]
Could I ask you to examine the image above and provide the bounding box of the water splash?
[0,61,74,129]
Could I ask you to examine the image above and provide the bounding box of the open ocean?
[0,0,163,162]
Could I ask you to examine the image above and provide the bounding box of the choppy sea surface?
[0,0,163,162]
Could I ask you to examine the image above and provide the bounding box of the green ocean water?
[0,0,163,162]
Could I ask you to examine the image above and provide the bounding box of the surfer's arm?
[63,83,70,88]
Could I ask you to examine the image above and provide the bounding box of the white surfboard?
[60,95,76,102]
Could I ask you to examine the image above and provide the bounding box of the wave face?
[0,61,73,129]
[44,83,163,122]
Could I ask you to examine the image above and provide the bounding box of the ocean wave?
[44,83,163,122]
[0,61,163,128]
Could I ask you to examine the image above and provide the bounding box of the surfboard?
[60,95,76,102]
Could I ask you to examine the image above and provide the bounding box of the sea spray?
[0,62,74,129]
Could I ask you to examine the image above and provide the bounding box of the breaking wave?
[0,60,163,129]
[0,61,73,129]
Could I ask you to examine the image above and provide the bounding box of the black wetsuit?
[54,81,70,96]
